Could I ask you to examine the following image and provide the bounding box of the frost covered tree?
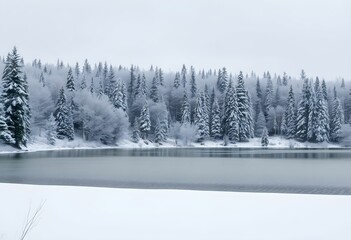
[284,86,297,139]
[0,113,15,144]
[53,87,74,140]
[66,68,75,92]
[111,81,127,113]
[217,67,228,94]
[149,75,160,103]
[181,64,187,88]
[132,118,140,143]
[313,83,329,142]
[194,93,207,141]
[45,114,56,145]
[296,76,311,142]
[1,47,31,148]
[330,97,343,142]
[222,81,239,142]
[282,72,288,86]
[181,91,190,124]
[210,98,221,139]
[89,77,94,94]
[261,127,269,147]
[39,72,45,87]
[254,110,266,137]
[190,66,197,98]
[173,72,181,88]
[236,71,254,141]
[264,72,273,118]
[139,101,151,139]
[80,75,87,90]
[154,117,168,143]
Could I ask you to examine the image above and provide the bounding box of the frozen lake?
[0,148,351,195]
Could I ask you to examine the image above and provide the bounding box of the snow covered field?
[1,183,350,240]
[0,136,341,154]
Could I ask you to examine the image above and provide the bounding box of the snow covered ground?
[0,135,341,154]
[0,183,350,240]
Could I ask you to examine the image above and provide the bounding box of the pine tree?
[190,66,197,98]
[150,75,160,102]
[132,118,140,143]
[66,68,75,91]
[173,72,181,88]
[128,65,136,105]
[0,114,15,144]
[74,62,80,78]
[39,72,45,87]
[159,68,164,86]
[261,127,269,147]
[139,101,151,139]
[194,93,207,141]
[53,88,73,140]
[1,47,31,148]
[154,117,168,143]
[236,71,254,141]
[181,91,190,124]
[96,81,104,99]
[254,110,266,137]
[307,82,317,142]
[222,82,239,142]
[210,98,221,139]
[296,76,311,141]
[285,86,297,139]
[314,83,329,142]
[264,72,274,118]
[181,64,187,88]
[45,114,56,145]
[330,97,343,142]
[282,72,288,86]
[89,77,94,94]
[217,67,228,94]
[80,75,87,90]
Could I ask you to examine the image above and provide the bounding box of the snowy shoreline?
[0,136,345,155]
[1,183,350,240]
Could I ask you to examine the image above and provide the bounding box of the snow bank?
[0,183,350,240]
[0,136,341,154]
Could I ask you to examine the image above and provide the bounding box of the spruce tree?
[314,83,329,142]
[66,68,75,91]
[264,72,273,118]
[0,114,15,144]
[236,71,253,141]
[46,114,56,145]
[210,98,221,139]
[80,75,87,90]
[254,110,266,137]
[222,82,239,142]
[285,86,297,139]
[190,66,197,98]
[261,127,269,147]
[217,67,228,94]
[181,91,190,124]
[330,97,343,142]
[150,76,160,102]
[181,64,187,88]
[132,118,141,143]
[173,72,181,88]
[39,72,45,87]
[139,101,151,139]
[296,77,311,141]
[282,72,288,86]
[194,93,207,141]
[1,47,31,148]
[89,77,94,94]
[54,88,74,140]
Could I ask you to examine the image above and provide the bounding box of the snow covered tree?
[66,68,75,91]
[0,113,15,144]
[139,101,151,139]
[284,86,297,139]
[134,74,147,99]
[210,98,221,139]
[89,77,94,94]
[181,91,190,124]
[128,65,137,106]
[264,72,273,118]
[45,114,56,145]
[96,81,104,99]
[173,72,181,88]
[190,66,197,98]
[53,88,74,140]
[282,72,288,86]
[222,82,239,142]
[236,71,254,141]
[254,110,266,137]
[296,77,311,141]
[80,75,87,90]
[194,93,207,141]
[330,97,343,142]
[217,67,228,94]
[132,118,140,143]
[261,127,269,147]
[1,47,31,148]
[154,117,168,143]
[313,83,329,142]
[39,72,45,87]
[181,64,187,88]
[150,75,160,102]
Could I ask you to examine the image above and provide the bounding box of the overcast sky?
[0,0,350,80]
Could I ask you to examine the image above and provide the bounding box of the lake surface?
[1,148,351,195]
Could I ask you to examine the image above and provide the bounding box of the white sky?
[0,0,350,80]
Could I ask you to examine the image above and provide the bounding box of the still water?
[0,148,350,195]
